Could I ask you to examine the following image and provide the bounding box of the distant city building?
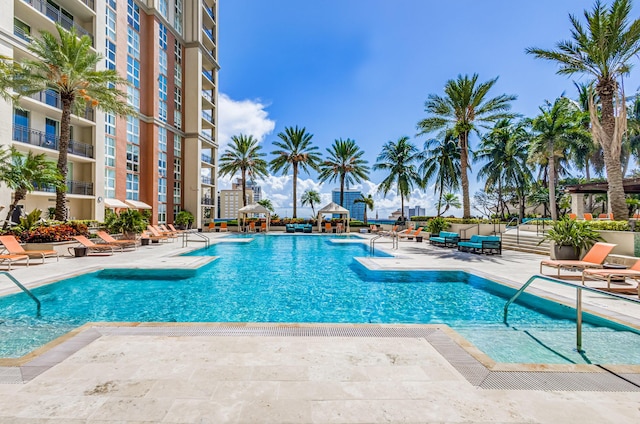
[218,189,254,219]
[404,206,426,218]
[332,189,364,221]
[232,178,262,203]
[389,209,403,220]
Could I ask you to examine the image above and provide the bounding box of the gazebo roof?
[238,203,270,214]
[317,202,349,214]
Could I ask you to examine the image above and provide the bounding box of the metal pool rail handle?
[181,230,210,248]
[0,271,41,314]
[370,232,398,254]
[503,274,640,352]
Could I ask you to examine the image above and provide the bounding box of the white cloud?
[218,93,276,153]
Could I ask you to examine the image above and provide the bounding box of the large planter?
[553,244,580,260]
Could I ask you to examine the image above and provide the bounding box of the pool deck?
[1,232,639,423]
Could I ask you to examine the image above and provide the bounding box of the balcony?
[14,24,31,42]
[201,176,212,185]
[29,90,95,121]
[202,27,216,44]
[201,110,215,125]
[201,197,213,205]
[23,0,94,45]
[202,70,215,84]
[204,6,215,22]
[34,180,94,196]
[13,125,94,158]
[201,153,215,165]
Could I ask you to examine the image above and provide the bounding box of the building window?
[158,178,167,203]
[159,23,167,50]
[158,127,167,151]
[106,5,116,41]
[104,136,115,167]
[174,0,183,35]
[174,63,182,86]
[104,168,115,198]
[127,56,140,87]
[126,144,140,172]
[127,27,140,58]
[158,152,167,177]
[174,39,182,64]
[174,133,181,157]
[14,19,30,41]
[105,113,116,136]
[127,86,140,111]
[159,50,167,76]
[126,116,139,144]
[127,0,140,31]
[159,101,167,122]
[126,173,139,200]
[157,203,167,224]
[105,40,116,70]
[174,110,182,130]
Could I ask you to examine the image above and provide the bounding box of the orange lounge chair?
[167,224,185,233]
[208,222,216,232]
[0,235,59,263]
[0,254,29,270]
[324,223,332,233]
[151,225,177,238]
[96,231,138,250]
[370,224,379,233]
[219,222,228,232]
[569,213,577,220]
[71,235,118,255]
[141,230,168,243]
[540,242,616,276]
[148,225,176,240]
[398,227,423,240]
[583,213,593,221]
[248,221,256,232]
[582,259,640,297]
[260,222,267,232]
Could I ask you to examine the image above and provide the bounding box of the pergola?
[238,203,271,232]
[565,178,640,216]
[317,202,350,233]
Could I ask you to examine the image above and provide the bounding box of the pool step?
[501,231,550,255]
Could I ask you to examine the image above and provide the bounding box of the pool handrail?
[503,274,640,352]
[0,271,41,314]
[180,230,210,248]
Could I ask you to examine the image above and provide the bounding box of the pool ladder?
[503,274,640,352]
[180,230,210,248]
[370,232,398,254]
[0,271,40,314]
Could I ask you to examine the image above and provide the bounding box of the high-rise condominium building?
[332,189,364,221]
[0,0,218,227]
[219,189,253,219]
[232,178,262,203]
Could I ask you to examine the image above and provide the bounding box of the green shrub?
[427,217,449,234]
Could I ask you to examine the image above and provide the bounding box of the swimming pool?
[1,234,639,364]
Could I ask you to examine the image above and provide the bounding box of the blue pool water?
[1,234,639,364]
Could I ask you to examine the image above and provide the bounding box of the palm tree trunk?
[339,173,345,206]
[2,190,25,230]
[292,164,298,218]
[241,169,247,208]
[436,180,444,217]
[597,83,628,220]
[585,160,593,213]
[56,94,72,221]
[459,132,471,218]
[548,152,558,221]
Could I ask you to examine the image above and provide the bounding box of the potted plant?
[540,219,603,260]
[175,210,195,230]
[104,209,148,240]
[427,217,449,235]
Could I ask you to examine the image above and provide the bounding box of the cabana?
[238,203,271,232]
[317,202,350,233]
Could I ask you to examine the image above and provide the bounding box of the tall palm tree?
[528,98,590,220]
[317,138,370,207]
[439,193,461,216]
[10,25,133,221]
[417,74,516,218]
[257,199,275,213]
[270,126,321,218]
[353,194,374,225]
[526,0,640,220]
[301,189,321,217]
[475,119,531,220]
[219,134,269,208]
[0,148,62,229]
[418,131,461,217]
[373,136,422,219]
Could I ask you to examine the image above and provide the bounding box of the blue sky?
[217,0,640,219]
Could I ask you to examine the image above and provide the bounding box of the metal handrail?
[503,274,640,352]
[370,231,398,254]
[504,217,520,244]
[181,230,210,248]
[459,223,480,239]
[0,272,41,314]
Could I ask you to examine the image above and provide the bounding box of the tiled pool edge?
[1,323,639,391]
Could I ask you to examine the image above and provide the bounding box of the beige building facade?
[219,189,253,219]
[0,0,218,227]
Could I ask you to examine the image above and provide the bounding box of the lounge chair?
[96,231,138,250]
[379,225,399,237]
[208,222,216,232]
[582,260,640,297]
[141,230,168,243]
[0,235,59,263]
[161,224,182,234]
[398,227,423,240]
[219,222,228,232]
[369,224,379,233]
[429,231,460,248]
[336,223,344,233]
[569,213,577,220]
[260,222,267,232]
[540,242,616,276]
[583,213,593,221]
[167,224,185,234]
[0,254,29,270]
[248,221,256,232]
[71,235,118,255]
[148,225,176,240]
[151,225,177,238]
[324,223,332,233]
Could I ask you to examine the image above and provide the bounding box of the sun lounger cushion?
[457,235,501,255]
[429,231,460,247]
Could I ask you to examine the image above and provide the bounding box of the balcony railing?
[13,125,94,158]
[201,153,215,165]
[23,0,94,45]
[202,27,216,44]
[204,6,215,22]
[201,197,213,205]
[14,25,31,42]
[29,90,95,121]
[80,0,95,10]
[200,131,214,143]
[201,176,212,185]
[202,70,215,84]
[201,110,215,125]
[202,90,214,104]
[34,180,94,195]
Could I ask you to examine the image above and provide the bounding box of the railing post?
[576,286,583,352]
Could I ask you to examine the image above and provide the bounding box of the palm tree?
[528,98,590,220]
[373,136,422,219]
[257,199,275,213]
[219,134,269,208]
[269,126,321,218]
[301,189,321,217]
[475,119,531,220]
[439,193,461,216]
[417,74,516,218]
[317,138,370,207]
[526,0,640,220]
[353,194,374,225]
[0,148,62,229]
[10,25,133,221]
[418,131,461,217]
